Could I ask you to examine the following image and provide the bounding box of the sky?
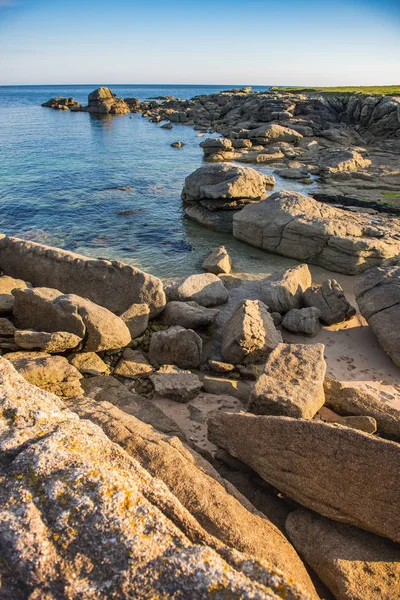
[0,0,399,85]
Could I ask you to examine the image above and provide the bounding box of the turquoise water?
[0,84,316,278]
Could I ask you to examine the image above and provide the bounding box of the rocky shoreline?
[0,87,399,598]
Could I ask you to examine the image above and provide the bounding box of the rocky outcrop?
[245,124,303,144]
[119,303,150,339]
[261,265,312,314]
[0,359,310,599]
[182,164,274,231]
[286,509,400,600]
[63,392,318,598]
[319,148,371,176]
[247,344,326,418]
[12,287,131,352]
[200,137,237,161]
[221,300,282,364]
[5,351,83,397]
[149,325,202,368]
[165,273,229,306]
[14,329,82,352]
[208,413,400,542]
[355,265,400,367]
[304,279,356,325]
[317,406,377,434]
[86,87,130,115]
[113,348,153,378]
[324,376,400,439]
[41,96,82,110]
[202,245,232,274]
[0,274,30,314]
[233,191,400,275]
[0,235,166,317]
[69,351,109,375]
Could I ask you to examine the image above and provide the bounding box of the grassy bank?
[272,86,400,96]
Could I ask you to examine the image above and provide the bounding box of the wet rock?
[248,343,326,418]
[165,273,229,307]
[202,245,232,274]
[41,96,82,110]
[124,96,141,111]
[208,412,400,542]
[304,279,356,325]
[286,509,400,600]
[0,360,307,600]
[324,376,400,439]
[119,302,150,339]
[355,265,400,367]
[114,348,153,378]
[233,191,400,275]
[171,141,184,147]
[5,351,83,397]
[12,287,131,352]
[282,307,322,337]
[185,204,235,232]
[261,264,312,314]
[149,325,202,368]
[200,137,235,161]
[14,329,82,353]
[161,121,173,129]
[160,301,219,329]
[150,364,203,402]
[221,300,283,364]
[69,351,110,376]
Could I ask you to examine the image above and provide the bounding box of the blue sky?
[0,0,399,85]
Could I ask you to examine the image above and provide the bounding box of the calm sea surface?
[0,84,316,278]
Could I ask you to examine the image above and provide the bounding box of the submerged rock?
[233,191,400,275]
[248,343,326,418]
[208,412,400,542]
[202,245,232,274]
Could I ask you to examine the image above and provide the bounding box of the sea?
[0,84,316,278]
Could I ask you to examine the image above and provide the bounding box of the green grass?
[272,85,400,96]
[383,192,400,199]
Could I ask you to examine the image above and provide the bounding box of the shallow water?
[0,84,317,278]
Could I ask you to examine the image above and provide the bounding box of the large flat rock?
[0,235,165,316]
[0,358,311,600]
[286,508,400,600]
[208,413,400,542]
[233,191,400,275]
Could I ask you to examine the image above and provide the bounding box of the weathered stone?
[86,86,130,114]
[319,148,371,175]
[12,287,131,352]
[185,204,235,232]
[69,352,110,376]
[149,326,202,368]
[248,344,326,418]
[150,364,203,402]
[201,375,252,402]
[221,300,283,364]
[14,329,82,353]
[160,301,219,329]
[0,360,309,600]
[233,192,400,275]
[286,509,400,600]
[0,317,16,336]
[181,164,273,203]
[0,236,165,316]
[202,245,232,274]
[63,392,318,598]
[81,375,182,436]
[318,406,377,433]
[119,303,150,339]
[114,348,153,378]
[304,280,356,325]
[0,275,29,314]
[165,273,229,306]
[261,265,312,314]
[5,351,83,397]
[208,360,236,374]
[355,265,400,367]
[208,413,400,542]
[324,376,400,439]
[247,124,303,144]
[282,307,322,337]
